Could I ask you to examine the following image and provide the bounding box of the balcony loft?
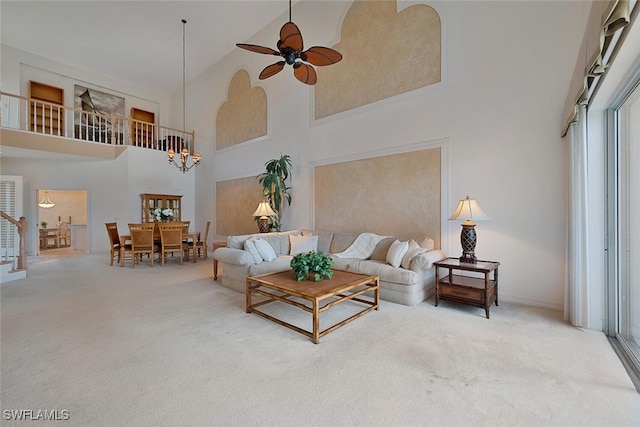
[0,92,195,160]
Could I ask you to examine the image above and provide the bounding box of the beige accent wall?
[216,176,263,236]
[315,0,441,120]
[314,148,441,248]
[215,69,267,149]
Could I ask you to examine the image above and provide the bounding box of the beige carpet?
[1,254,639,426]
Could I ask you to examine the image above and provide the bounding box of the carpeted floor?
[1,254,639,426]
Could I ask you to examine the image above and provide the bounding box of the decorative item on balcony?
[167,18,202,173]
[38,190,55,208]
[290,251,334,282]
[151,207,174,222]
[448,195,490,263]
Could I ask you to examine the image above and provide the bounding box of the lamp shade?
[448,196,490,223]
[252,202,277,218]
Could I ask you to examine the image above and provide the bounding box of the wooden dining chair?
[195,221,211,260]
[105,222,132,266]
[56,222,71,248]
[180,221,190,235]
[158,223,185,266]
[128,223,158,268]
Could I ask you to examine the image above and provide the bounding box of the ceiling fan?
[236,0,342,85]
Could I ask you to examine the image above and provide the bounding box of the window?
[606,69,640,390]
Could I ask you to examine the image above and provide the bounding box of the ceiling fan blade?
[293,63,317,85]
[236,43,280,56]
[259,61,286,80]
[279,22,303,52]
[302,46,343,66]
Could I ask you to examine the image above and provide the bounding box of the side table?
[212,241,226,280]
[434,257,500,319]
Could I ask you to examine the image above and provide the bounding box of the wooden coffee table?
[246,269,379,344]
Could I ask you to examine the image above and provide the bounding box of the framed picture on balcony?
[73,85,125,143]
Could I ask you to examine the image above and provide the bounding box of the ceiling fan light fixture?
[236,1,342,85]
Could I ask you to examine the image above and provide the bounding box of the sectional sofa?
[213,230,447,306]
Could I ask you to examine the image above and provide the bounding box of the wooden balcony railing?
[0,92,196,153]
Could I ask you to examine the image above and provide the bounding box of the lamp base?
[259,218,270,233]
[459,222,478,264]
[459,254,477,264]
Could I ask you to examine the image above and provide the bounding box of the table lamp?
[449,195,490,263]
[252,201,277,233]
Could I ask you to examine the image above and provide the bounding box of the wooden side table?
[434,257,500,319]
[212,241,226,280]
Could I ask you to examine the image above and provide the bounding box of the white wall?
[0,45,170,125]
[1,1,586,311]
[0,148,196,256]
[188,0,583,310]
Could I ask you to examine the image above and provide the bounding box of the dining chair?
[128,223,158,268]
[180,221,190,235]
[56,222,71,248]
[195,221,211,260]
[105,222,132,266]
[158,223,185,266]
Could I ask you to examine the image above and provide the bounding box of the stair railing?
[0,211,27,271]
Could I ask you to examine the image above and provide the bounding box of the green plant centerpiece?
[290,251,334,282]
[257,154,292,232]
[40,221,48,228]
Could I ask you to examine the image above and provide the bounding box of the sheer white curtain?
[565,105,590,327]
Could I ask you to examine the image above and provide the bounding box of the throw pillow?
[401,239,428,269]
[386,239,409,268]
[290,234,319,256]
[369,237,396,261]
[418,237,435,251]
[244,237,263,264]
[254,238,277,262]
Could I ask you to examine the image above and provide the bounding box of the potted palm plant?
[257,154,292,232]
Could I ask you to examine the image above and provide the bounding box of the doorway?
[36,189,88,258]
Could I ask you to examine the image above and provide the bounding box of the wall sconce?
[38,190,55,209]
[252,201,277,233]
[449,195,490,263]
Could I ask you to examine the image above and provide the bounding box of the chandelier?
[167,18,201,173]
[167,148,201,173]
[38,190,55,208]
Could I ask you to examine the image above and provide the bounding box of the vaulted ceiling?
[1,1,298,94]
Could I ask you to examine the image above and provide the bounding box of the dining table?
[119,225,200,267]
[39,227,59,249]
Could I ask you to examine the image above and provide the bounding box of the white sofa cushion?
[248,255,293,276]
[386,239,409,268]
[244,237,263,264]
[347,259,419,285]
[289,234,319,256]
[419,236,435,251]
[302,230,333,254]
[254,238,277,262]
[401,239,427,270]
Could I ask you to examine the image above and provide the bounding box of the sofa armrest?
[410,249,447,272]
[213,247,255,266]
